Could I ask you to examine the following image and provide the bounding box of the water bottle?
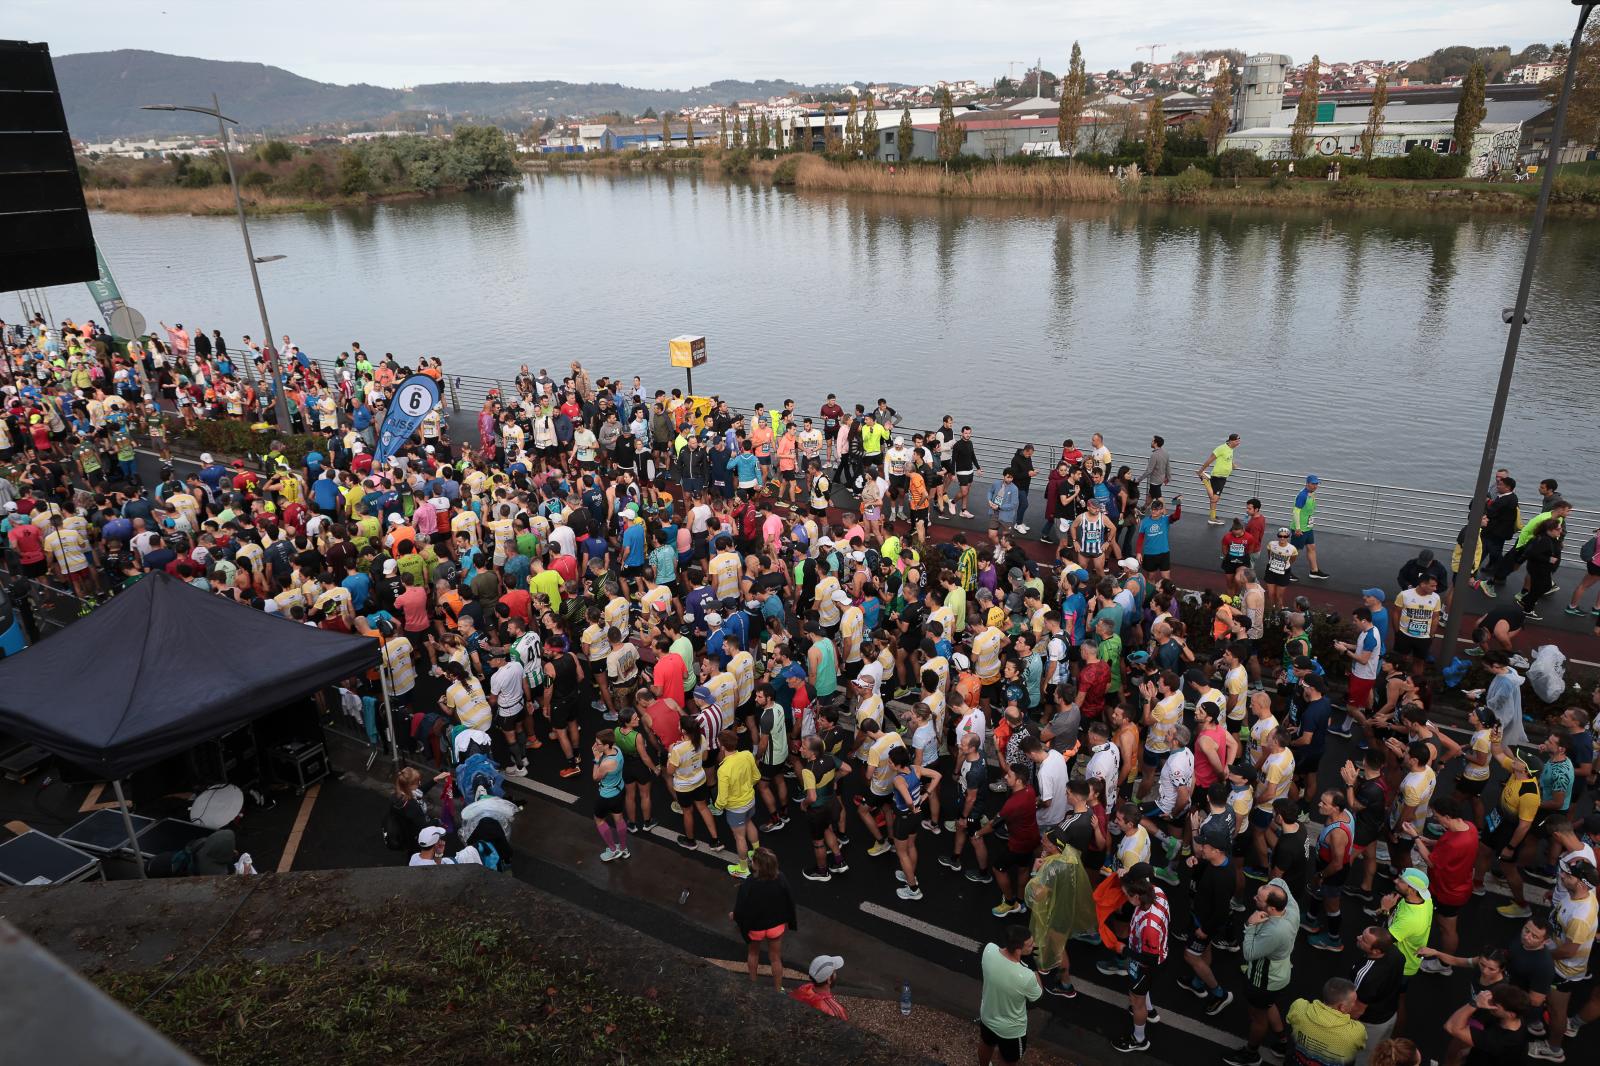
[899,980,912,1016]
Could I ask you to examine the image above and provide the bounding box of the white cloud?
[22,0,1583,87]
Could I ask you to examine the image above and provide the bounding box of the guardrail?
[235,354,1600,562]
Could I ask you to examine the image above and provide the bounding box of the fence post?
[1365,485,1380,541]
[448,376,462,414]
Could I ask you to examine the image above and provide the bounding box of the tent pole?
[111,779,147,879]
[381,671,401,771]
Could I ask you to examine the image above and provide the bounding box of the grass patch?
[84,185,356,216]
[92,909,741,1066]
[785,154,1119,202]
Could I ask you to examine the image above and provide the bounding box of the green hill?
[53,49,841,140]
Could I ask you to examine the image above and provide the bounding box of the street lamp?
[141,95,292,433]
[1441,1,1595,657]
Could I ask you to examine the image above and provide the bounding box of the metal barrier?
[253,354,1599,561]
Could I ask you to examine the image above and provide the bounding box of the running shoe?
[1013,524,1030,535]
[1044,980,1078,999]
[1524,609,1543,621]
[1113,1035,1151,1053]
[559,764,581,778]
[504,765,528,778]
[1497,902,1532,919]
[676,834,698,850]
[867,839,894,857]
[1527,1040,1565,1062]
[991,900,1020,918]
[896,885,923,901]
[1309,570,1330,580]
[1418,957,1453,976]
[726,863,750,879]
[803,868,833,882]
[960,510,975,519]
[827,856,849,873]
[1221,1050,1261,1066]
[1308,932,1343,952]
[1096,959,1129,976]
[600,847,621,862]
[937,854,962,872]
[1154,866,1180,886]
[921,819,941,834]
[641,819,658,832]
[1206,990,1234,1015]
[966,868,995,884]
[1162,835,1182,865]
[1566,606,1587,616]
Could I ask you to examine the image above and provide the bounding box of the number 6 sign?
[373,374,441,465]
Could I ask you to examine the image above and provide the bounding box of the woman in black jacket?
[731,847,798,991]
[388,766,451,856]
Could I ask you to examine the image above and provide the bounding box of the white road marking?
[506,776,579,805]
[858,902,1239,1047]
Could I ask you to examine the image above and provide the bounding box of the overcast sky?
[21,0,1577,87]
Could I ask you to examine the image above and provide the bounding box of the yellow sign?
[669,334,707,368]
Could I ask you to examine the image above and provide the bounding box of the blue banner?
[374,374,442,465]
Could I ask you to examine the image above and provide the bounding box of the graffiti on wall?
[1223,125,1521,172]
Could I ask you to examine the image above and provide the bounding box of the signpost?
[669,334,707,396]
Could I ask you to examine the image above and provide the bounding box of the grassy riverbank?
[768,154,1600,214]
[80,126,519,216]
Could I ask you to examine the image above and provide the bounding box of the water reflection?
[41,173,1600,498]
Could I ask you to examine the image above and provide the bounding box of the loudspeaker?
[0,40,97,295]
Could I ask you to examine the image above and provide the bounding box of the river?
[35,173,1600,501]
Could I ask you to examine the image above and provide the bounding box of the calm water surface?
[35,173,1600,499]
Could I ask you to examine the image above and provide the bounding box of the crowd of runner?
[3,313,1600,1066]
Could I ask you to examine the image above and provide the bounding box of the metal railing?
[163,350,1597,562]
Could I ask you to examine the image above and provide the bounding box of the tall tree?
[791,114,803,151]
[1058,41,1088,156]
[661,111,672,149]
[1559,20,1600,149]
[1288,54,1321,158]
[1203,64,1233,154]
[759,115,771,150]
[771,116,783,150]
[897,106,915,161]
[1359,72,1388,161]
[823,103,842,153]
[1143,96,1166,174]
[718,112,728,149]
[844,96,861,153]
[860,92,879,157]
[745,111,756,147]
[685,114,696,149]
[936,87,962,163]
[1453,60,1488,156]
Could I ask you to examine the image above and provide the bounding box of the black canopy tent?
[0,572,378,873]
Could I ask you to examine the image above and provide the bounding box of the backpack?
[383,800,412,851]
[474,840,504,871]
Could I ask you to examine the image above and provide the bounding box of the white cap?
[418,826,447,847]
[199,452,213,463]
[1118,557,1139,571]
[830,589,851,605]
[950,652,971,671]
[353,441,366,453]
[893,437,905,447]
[809,955,844,982]
[425,445,435,453]
[704,611,723,628]
[383,559,398,575]
[387,513,403,525]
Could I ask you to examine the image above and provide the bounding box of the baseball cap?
[417,826,447,847]
[1305,475,1320,485]
[808,955,844,982]
[1360,588,1384,601]
[383,559,398,576]
[1117,558,1138,571]
[199,452,213,463]
[387,514,403,525]
[703,611,723,628]
[1277,527,1291,536]
[1399,867,1431,901]
[831,589,852,605]
[950,652,971,671]
[1123,862,1155,886]
[692,685,713,705]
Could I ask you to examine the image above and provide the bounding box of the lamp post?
[1441,1,1594,659]
[141,95,292,432]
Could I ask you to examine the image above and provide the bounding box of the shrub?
[241,170,273,189]
[1267,170,1291,191]
[1215,148,1260,179]
[1327,174,1376,201]
[1164,165,1214,200]
[771,156,801,185]
[1552,173,1600,205]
